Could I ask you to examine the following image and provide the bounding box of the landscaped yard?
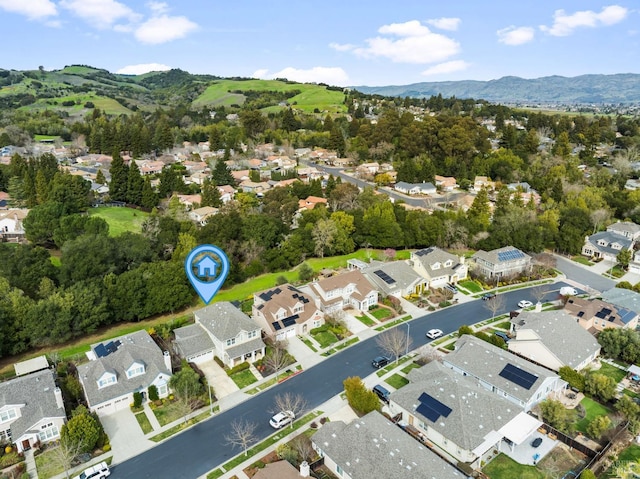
[385,373,409,389]
[35,448,64,479]
[602,444,640,477]
[135,411,153,434]
[575,396,612,434]
[597,362,627,383]
[401,362,421,374]
[153,400,196,426]
[310,328,339,348]
[369,306,394,321]
[483,453,545,479]
[88,206,149,236]
[459,280,483,293]
[571,255,594,266]
[355,314,375,326]
[230,368,258,389]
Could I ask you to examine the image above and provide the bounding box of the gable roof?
[173,323,215,358]
[509,311,601,368]
[585,231,632,255]
[0,369,65,440]
[412,247,463,278]
[310,270,375,302]
[564,296,638,326]
[444,335,558,403]
[194,302,261,341]
[392,362,520,451]
[600,288,640,315]
[472,246,530,265]
[607,221,640,236]
[363,261,425,295]
[313,411,465,479]
[254,284,320,331]
[78,330,170,407]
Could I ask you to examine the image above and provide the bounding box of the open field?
[88,207,149,236]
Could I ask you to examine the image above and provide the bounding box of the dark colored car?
[373,384,391,403]
[445,283,458,294]
[372,356,391,369]
[531,437,543,448]
[482,292,496,300]
[494,331,510,342]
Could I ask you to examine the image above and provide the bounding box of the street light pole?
[208,384,213,415]
[405,322,410,356]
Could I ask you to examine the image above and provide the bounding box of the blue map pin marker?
[184,244,230,304]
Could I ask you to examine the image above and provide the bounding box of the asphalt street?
[111,281,579,478]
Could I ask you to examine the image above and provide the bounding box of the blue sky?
[1,0,638,86]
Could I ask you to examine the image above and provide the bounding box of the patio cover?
[628,364,640,376]
[472,430,503,457]
[499,411,542,445]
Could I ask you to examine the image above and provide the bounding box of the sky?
[1,0,639,86]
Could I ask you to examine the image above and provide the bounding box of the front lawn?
[369,306,394,321]
[230,369,258,389]
[35,448,63,479]
[575,396,612,434]
[310,329,339,348]
[483,453,545,479]
[385,374,409,389]
[355,314,375,326]
[459,280,483,293]
[597,362,627,383]
[135,411,153,434]
[153,400,196,426]
[571,255,594,266]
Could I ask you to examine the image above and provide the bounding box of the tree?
[312,218,337,258]
[584,373,616,402]
[376,327,412,363]
[617,249,632,271]
[586,415,611,439]
[343,376,380,416]
[126,160,144,205]
[211,160,235,186]
[48,437,86,479]
[538,399,574,434]
[298,262,314,282]
[558,366,585,391]
[273,392,307,429]
[225,418,258,456]
[60,405,101,454]
[141,176,158,209]
[531,285,549,304]
[483,294,505,319]
[169,361,204,423]
[23,201,66,246]
[95,169,106,185]
[201,178,222,207]
[579,470,596,479]
[109,151,128,202]
[263,340,290,379]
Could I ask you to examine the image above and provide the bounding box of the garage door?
[188,351,214,364]
[95,401,116,416]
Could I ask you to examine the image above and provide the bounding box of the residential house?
[173,302,265,367]
[581,231,633,262]
[356,162,380,177]
[139,160,165,176]
[0,369,66,452]
[217,184,235,203]
[473,176,495,192]
[599,288,640,321]
[434,175,458,191]
[177,194,202,210]
[607,221,640,241]
[564,296,639,332]
[78,330,172,416]
[388,362,539,468]
[443,335,566,412]
[188,206,218,226]
[394,182,437,196]
[508,311,601,371]
[298,196,327,211]
[471,246,532,280]
[630,250,640,275]
[362,260,428,298]
[410,247,467,288]
[0,191,9,209]
[296,167,322,183]
[308,270,378,314]
[252,284,324,340]
[231,170,250,183]
[0,209,28,241]
[312,411,466,479]
[188,171,210,185]
[239,180,271,195]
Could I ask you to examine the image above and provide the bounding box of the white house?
[410,247,467,288]
[472,246,532,280]
[308,270,378,313]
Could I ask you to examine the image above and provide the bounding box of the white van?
[73,461,110,479]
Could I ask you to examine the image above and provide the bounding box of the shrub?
[148,385,159,401]
[214,356,224,368]
[227,362,250,376]
[559,366,585,391]
[133,392,143,408]
[102,444,111,452]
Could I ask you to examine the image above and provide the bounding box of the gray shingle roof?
[444,335,558,403]
[391,362,520,451]
[472,246,531,265]
[226,337,266,359]
[78,330,171,408]
[173,324,215,358]
[412,247,463,279]
[312,411,465,479]
[363,261,424,295]
[0,369,65,439]
[601,288,640,315]
[585,231,632,256]
[509,311,601,369]
[195,302,261,341]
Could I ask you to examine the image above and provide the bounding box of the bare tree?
[483,294,506,319]
[274,392,307,429]
[48,439,85,479]
[415,344,442,365]
[376,327,412,363]
[590,208,611,234]
[291,434,316,462]
[225,418,258,456]
[263,339,290,379]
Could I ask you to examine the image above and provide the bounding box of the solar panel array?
[373,269,395,284]
[272,322,282,331]
[282,315,298,327]
[497,249,525,262]
[95,339,122,358]
[291,292,309,304]
[499,363,538,390]
[259,287,282,301]
[595,308,612,319]
[415,392,452,422]
[414,248,434,257]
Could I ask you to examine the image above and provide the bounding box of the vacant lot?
[88,207,149,236]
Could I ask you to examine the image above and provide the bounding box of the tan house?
[410,247,467,288]
[434,175,457,191]
[308,270,378,314]
[473,176,495,192]
[472,246,531,280]
[188,206,218,226]
[298,196,327,211]
[564,295,639,332]
[252,284,324,340]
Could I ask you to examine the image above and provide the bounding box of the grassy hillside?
[88,207,150,236]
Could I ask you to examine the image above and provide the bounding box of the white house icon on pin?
[195,255,217,278]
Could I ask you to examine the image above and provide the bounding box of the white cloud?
[351,20,460,64]
[540,5,628,36]
[497,26,535,45]
[421,60,470,76]
[426,17,461,31]
[134,14,198,44]
[0,0,57,20]
[147,1,169,15]
[116,63,171,75]
[329,42,356,52]
[255,67,349,86]
[60,0,140,29]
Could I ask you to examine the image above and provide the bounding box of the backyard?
[597,362,627,383]
[575,397,612,434]
[483,453,545,479]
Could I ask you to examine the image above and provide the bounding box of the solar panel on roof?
[415,392,452,422]
[95,343,108,358]
[282,315,298,327]
[373,269,395,284]
[499,363,538,390]
[272,322,282,331]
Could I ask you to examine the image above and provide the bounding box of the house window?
[127,365,145,378]
[98,375,116,388]
[432,262,440,270]
[0,429,11,441]
[293,304,303,314]
[158,383,168,397]
[38,423,59,442]
[336,465,343,476]
[0,409,15,424]
[247,330,257,339]
[226,338,236,346]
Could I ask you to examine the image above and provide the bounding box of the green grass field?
[385,374,409,389]
[24,93,132,116]
[192,79,346,113]
[575,397,612,434]
[483,453,545,479]
[597,362,627,383]
[88,207,149,236]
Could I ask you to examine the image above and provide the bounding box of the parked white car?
[518,300,533,308]
[73,461,110,479]
[269,410,295,429]
[560,286,578,296]
[426,329,443,339]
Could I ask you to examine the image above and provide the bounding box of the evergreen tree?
[329,126,346,157]
[95,169,106,185]
[109,151,128,202]
[141,177,158,209]
[201,178,222,207]
[212,160,235,186]
[325,174,337,198]
[126,161,144,205]
[153,117,173,153]
[158,166,177,198]
[35,169,49,205]
[208,125,224,151]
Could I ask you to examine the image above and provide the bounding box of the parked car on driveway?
[518,300,533,308]
[426,329,443,339]
[269,410,295,429]
[494,331,510,342]
[481,292,496,300]
[372,384,391,403]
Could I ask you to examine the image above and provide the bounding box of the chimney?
[299,461,310,478]
[163,351,172,372]
[54,387,64,410]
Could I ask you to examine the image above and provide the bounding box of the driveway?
[199,360,239,400]
[101,409,155,463]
